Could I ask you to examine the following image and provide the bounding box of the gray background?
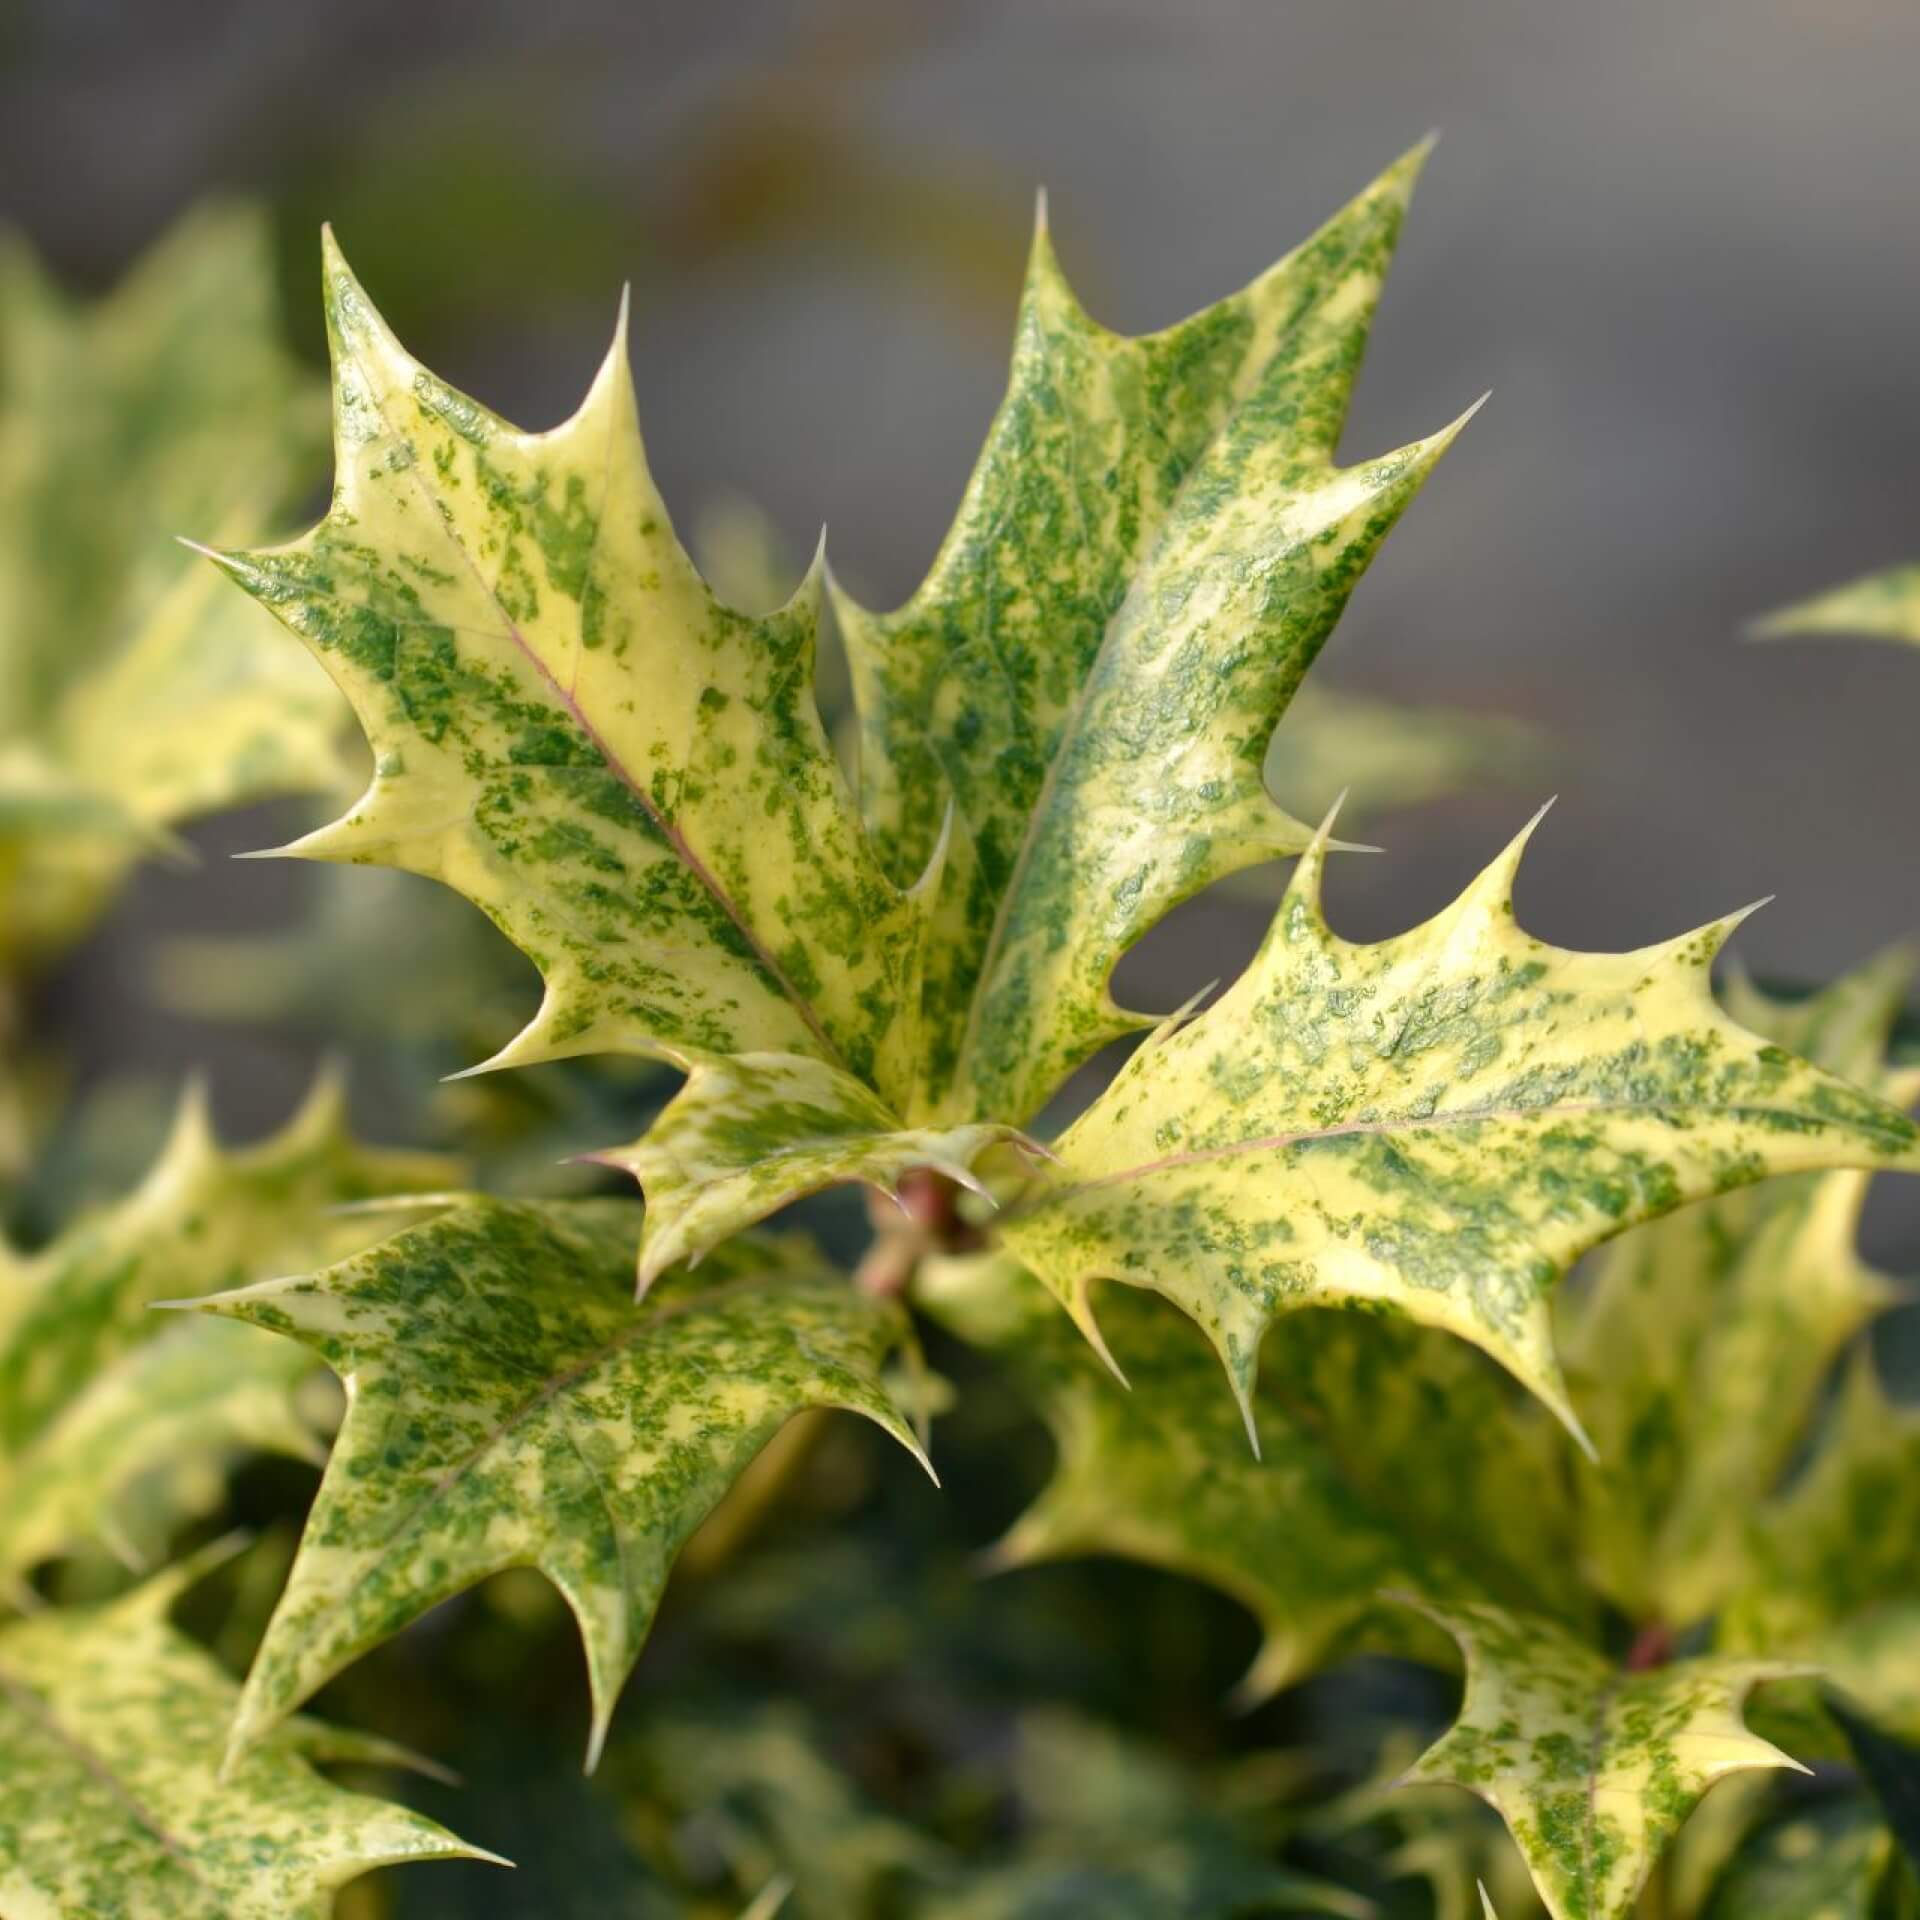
[4,0,1917,1136]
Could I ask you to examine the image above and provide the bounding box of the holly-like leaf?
[834,141,1468,1127]
[588,1052,1025,1287]
[200,233,932,1101]
[0,1319,316,1590]
[998,812,1920,1437]
[197,149,1465,1267]
[1560,947,1917,1624]
[1720,1350,1920,1738]
[0,1552,495,1918]
[919,1252,1588,1701]
[1406,1598,1807,1920]
[0,1075,457,1586]
[0,206,345,966]
[182,1197,929,1768]
[1754,565,1920,648]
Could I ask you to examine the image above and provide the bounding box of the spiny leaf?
[194,227,1034,1261]
[834,141,1469,1126]
[1754,564,1920,648]
[998,810,1920,1439]
[0,206,344,965]
[1560,947,1917,1624]
[919,1252,1589,1702]
[1720,1350,1920,1737]
[0,1552,495,1918]
[1405,1597,1807,1920]
[184,1197,928,1769]
[199,149,1465,1261]
[0,1075,458,1584]
[203,237,929,1103]
[0,1319,316,1589]
[589,1051,1026,1288]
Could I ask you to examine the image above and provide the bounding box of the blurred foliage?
[0,204,341,968]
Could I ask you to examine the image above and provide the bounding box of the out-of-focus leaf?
[919,1252,1588,1703]
[1264,681,1544,825]
[1755,565,1920,648]
[0,206,343,965]
[1829,1695,1920,1875]
[1700,1796,1898,1919]
[1560,949,1917,1624]
[0,1075,457,1587]
[1720,1350,1920,1738]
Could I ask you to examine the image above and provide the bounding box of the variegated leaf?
[1561,948,1916,1623]
[0,1075,457,1585]
[184,1197,928,1768]
[0,206,344,965]
[202,235,928,1096]
[194,226,1033,1258]
[1406,1598,1807,1920]
[1720,1350,1920,1737]
[998,811,1920,1436]
[0,1551,494,1918]
[835,141,1468,1126]
[1755,564,1920,648]
[198,149,1466,1260]
[0,1319,317,1588]
[587,1051,1025,1288]
[918,1251,1588,1701]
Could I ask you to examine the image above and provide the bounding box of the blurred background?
[5,0,1920,1176]
[5,6,1920,1911]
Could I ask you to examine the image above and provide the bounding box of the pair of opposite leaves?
[65,143,1919,1918]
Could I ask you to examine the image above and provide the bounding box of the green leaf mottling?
[0,1556,491,1918]
[192,1197,927,1768]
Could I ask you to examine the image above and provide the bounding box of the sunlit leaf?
[999,814,1920,1436]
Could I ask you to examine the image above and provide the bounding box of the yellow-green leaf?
[203,236,928,1105]
[998,812,1920,1437]
[1754,564,1920,648]
[1406,1598,1806,1920]
[834,142,1468,1126]
[184,1197,928,1769]
[0,1075,457,1585]
[919,1252,1588,1701]
[0,1553,495,1918]
[0,206,344,965]
[591,1051,1026,1286]
[1560,948,1916,1624]
[1720,1351,1920,1738]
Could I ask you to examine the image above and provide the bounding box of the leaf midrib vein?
[0,1660,215,1889]
[332,330,851,1075]
[1015,1095,1913,1210]
[331,1272,778,1612]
